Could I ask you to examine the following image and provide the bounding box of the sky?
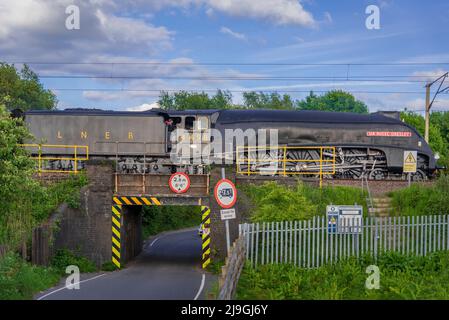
[1,0,449,112]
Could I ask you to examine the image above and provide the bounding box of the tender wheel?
[369,169,388,180]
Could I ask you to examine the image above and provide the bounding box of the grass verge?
[236,251,449,300]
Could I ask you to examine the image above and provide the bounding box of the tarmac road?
[35,228,215,300]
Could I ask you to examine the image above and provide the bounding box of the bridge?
[30,145,426,272]
[34,160,243,271]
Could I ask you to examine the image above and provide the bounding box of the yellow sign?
[403,151,417,173]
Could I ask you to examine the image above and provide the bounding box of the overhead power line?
[5,61,449,66]
[35,75,441,83]
[51,88,449,94]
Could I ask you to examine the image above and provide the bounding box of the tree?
[158,90,233,110]
[243,92,294,110]
[0,63,57,111]
[400,111,449,169]
[0,104,43,250]
[297,90,369,114]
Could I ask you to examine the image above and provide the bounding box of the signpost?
[326,205,363,234]
[220,208,236,220]
[403,150,417,186]
[215,169,237,254]
[169,172,190,194]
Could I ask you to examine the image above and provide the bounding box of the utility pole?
[423,72,448,144]
[425,83,431,143]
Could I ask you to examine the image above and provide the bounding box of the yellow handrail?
[20,144,89,175]
[236,145,336,188]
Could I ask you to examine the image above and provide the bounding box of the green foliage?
[400,111,449,168]
[158,89,369,113]
[158,90,233,110]
[101,261,119,272]
[297,90,369,114]
[0,63,57,111]
[242,92,295,110]
[236,251,449,300]
[390,174,449,216]
[242,181,367,222]
[243,181,317,222]
[31,174,88,222]
[51,249,96,274]
[142,205,201,238]
[206,259,225,275]
[0,104,43,249]
[0,253,60,300]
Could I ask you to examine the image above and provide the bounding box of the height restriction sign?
[403,150,417,173]
[169,172,190,194]
[214,179,237,209]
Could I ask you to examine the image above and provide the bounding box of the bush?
[31,174,88,223]
[101,261,119,272]
[51,249,96,274]
[390,174,449,216]
[236,251,449,300]
[0,253,59,300]
[242,181,368,222]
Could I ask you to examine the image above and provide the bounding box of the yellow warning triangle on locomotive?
[405,152,416,163]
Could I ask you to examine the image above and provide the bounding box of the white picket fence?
[240,215,449,268]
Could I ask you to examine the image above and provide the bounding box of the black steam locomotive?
[22,108,437,180]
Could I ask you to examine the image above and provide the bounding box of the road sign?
[338,206,363,234]
[214,178,237,209]
[220,208,236,220]
[327,205,363,234]
[327,212,338,234]
[403,150,417,173]
[169,172,190,194]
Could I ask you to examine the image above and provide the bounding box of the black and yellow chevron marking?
[201,206,211,269]
[113,196,161,206]
[111,196,161,268]
[111,204,122,269]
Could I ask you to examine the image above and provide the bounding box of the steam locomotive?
[21,108,437,180]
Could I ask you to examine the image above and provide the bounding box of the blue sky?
[1,0,448,112]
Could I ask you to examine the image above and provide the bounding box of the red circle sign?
[169,172,191,194]
[214,179,237,209]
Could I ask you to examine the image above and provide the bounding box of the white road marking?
[37,273,107,300]
[150,237,160,247]
[194,274,206,300]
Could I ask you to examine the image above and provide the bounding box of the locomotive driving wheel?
[334,149,365,179]
[237,150,281,175]
[285,149,321,176]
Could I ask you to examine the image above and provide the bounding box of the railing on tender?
[20,144,89,175]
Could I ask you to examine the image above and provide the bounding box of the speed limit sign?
[169,172,190,194]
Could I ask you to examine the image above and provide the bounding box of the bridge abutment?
[51,161,115,267]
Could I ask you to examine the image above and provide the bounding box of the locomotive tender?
[23,108,437,180]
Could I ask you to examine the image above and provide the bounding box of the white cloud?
[126,102,161,111]
[220,26,247,41]
[0,0,173,62]
[206,0,315,26]
[108,0,316,26]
